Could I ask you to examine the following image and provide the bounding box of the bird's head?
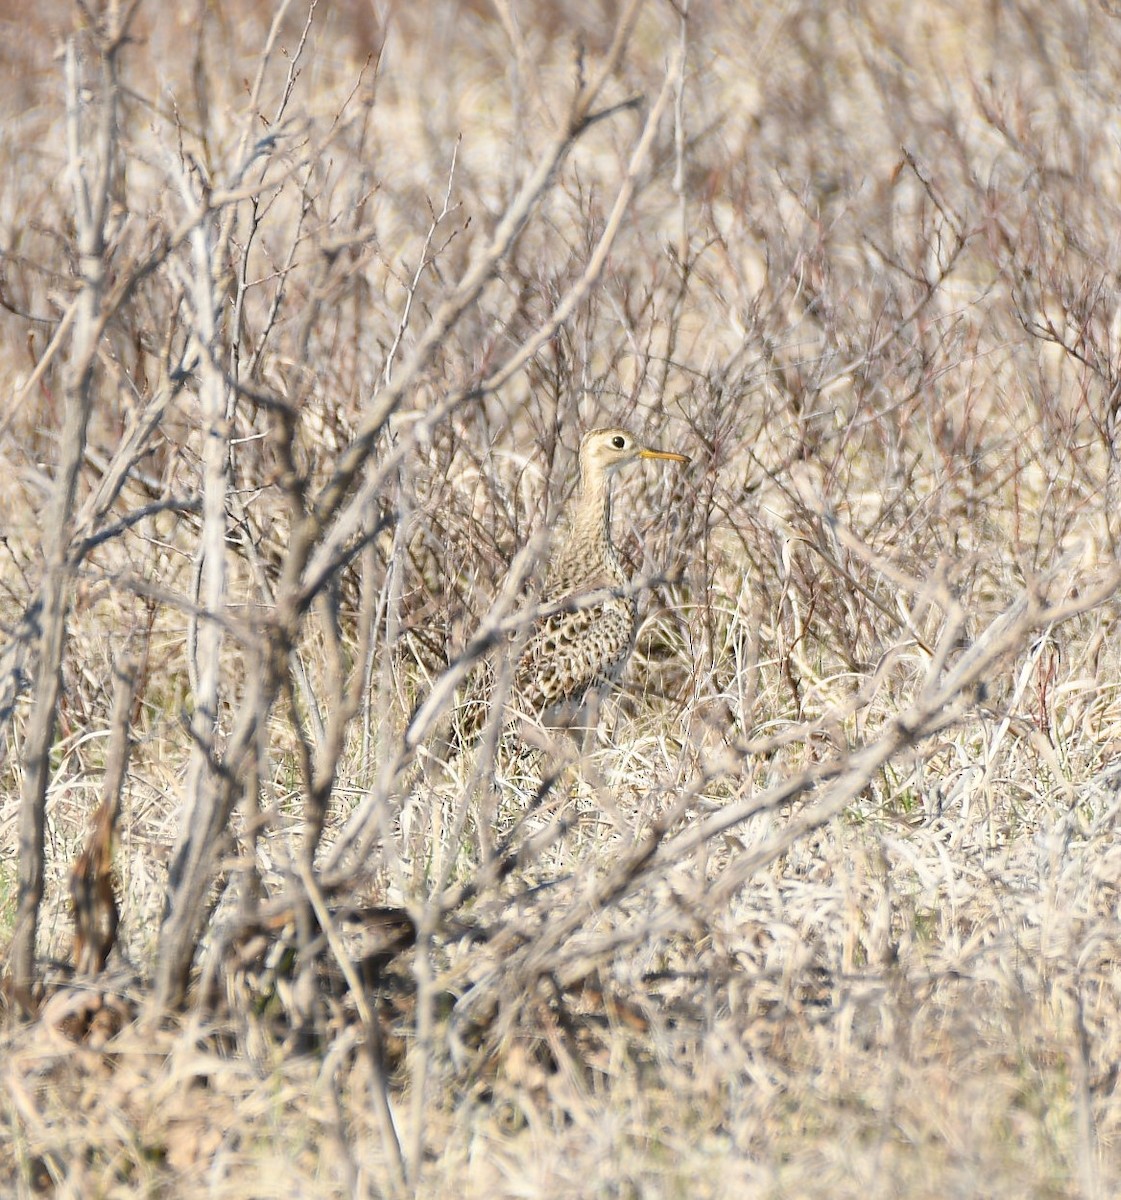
[578,427,689,483]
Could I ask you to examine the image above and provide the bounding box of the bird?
[455,427,689,748]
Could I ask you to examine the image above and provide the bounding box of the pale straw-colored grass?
[3,0,1121,1196]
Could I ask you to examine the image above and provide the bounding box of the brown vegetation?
[2,0,1121,1195]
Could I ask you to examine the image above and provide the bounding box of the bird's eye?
[612,435,626,449]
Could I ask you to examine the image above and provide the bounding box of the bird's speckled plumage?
[458,427,688,743]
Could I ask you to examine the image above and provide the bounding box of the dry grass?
[3,0,1121,1195]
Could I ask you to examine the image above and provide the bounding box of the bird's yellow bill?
[639,447,690,464]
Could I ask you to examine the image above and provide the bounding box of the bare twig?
[9,23,121,997]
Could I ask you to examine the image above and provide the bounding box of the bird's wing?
[513,598,635,716]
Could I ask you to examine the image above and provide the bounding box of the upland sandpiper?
[457,427,689,746]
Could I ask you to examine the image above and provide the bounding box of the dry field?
[3,0,1121,1195]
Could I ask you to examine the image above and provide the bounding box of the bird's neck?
[573,466,612,546]
[546,470,621,593]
